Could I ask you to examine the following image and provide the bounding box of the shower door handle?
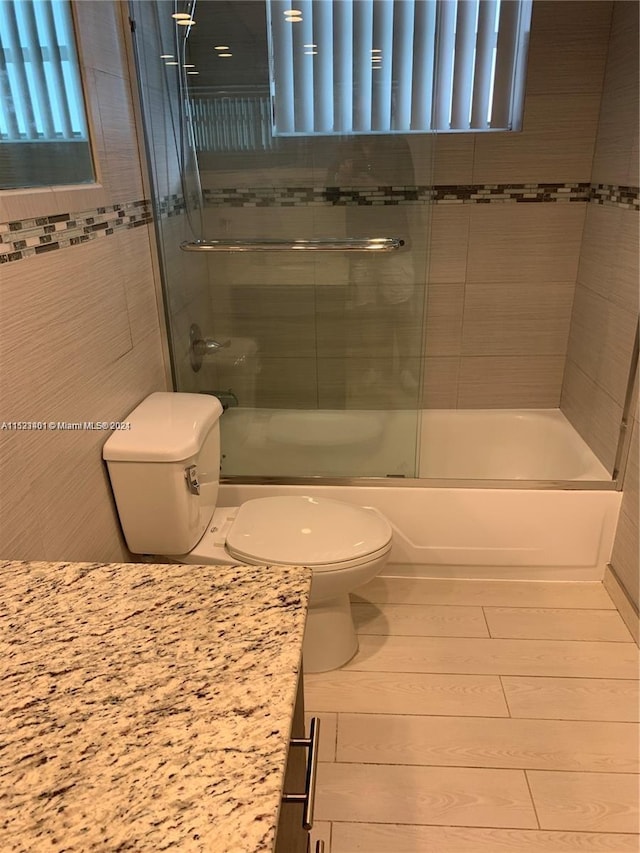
[180,237,404,252]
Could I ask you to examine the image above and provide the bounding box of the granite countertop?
[0,560,311,853]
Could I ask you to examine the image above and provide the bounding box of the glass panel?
[131,0,434,479]
[0,0,94,188]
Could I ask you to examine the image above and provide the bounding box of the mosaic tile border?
[202,182,638,209]
[1,181,636,265]
[157,193,186,218]
[0,199,152,264]
[591,183,639,211]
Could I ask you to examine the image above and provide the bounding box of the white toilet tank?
[103,392,223,555]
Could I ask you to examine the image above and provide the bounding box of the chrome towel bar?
[180,237,404,252]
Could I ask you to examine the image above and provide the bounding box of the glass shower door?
[131,0,434,478]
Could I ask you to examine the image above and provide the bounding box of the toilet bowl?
[103,392,392,672]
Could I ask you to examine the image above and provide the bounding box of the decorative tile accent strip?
[202,182,601,208]
[156,193,187,218]
[591,183,640,211]
[0,200,152,264]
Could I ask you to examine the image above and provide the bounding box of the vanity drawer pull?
[315,842,325,853]
[282,717,321,830]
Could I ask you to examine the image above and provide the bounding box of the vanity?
[0,560,315,852]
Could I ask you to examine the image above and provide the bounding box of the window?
[0,0,94,189]
[266,0,532,135]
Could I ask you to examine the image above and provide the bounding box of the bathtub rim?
[220,474,621,491]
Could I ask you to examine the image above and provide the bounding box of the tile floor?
[305,577,640,853]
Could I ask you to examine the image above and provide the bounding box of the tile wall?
[128,0,216,394]
[560,2,639,615]
[0,1,169,562]
[198,1,630,412]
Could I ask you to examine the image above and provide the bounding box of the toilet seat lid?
[225,496,392,568]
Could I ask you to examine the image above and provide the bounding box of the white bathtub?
[418,409,611,480]
[219,408,622,581]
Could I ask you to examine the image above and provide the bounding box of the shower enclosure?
[128,0,637,570]
[131,0,435,479]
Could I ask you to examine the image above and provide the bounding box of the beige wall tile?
[304,670,509,717]
[604,0,640,91]
[316,762,537,828]
[592,84,640,186]
[484,607,633,642]
[430,135,475,185]
[461,282,574,357]
[577,205,640,314]
[336,713,639,772]
[0,330,167,561]
[73,0,128,79]
[343,634,639,679]
[0,469,46,562]
[566,283,638,407]
[0,240,134,421]
[527,770,640,833]
[356,578,616,608]
[467,204,585,284]
[0,14,167,561]
[115,226,163,346]
[94,70,144,202]
[421,356,460,408]
[428,205,471,283]
[331,823,640,853]
[603,565,640,647]
[502,676,640,722]
[424,282,465,356]
[473,94,601,184]
[591,2,638,185]
[0,188,56,224]
[458,355,565,408]
[316,283,425,360]
[525,2,612,96]
[256,356,319,408]
[318,356,422,411]
[561,359,624,474]
[611,507,640,614]
[628,131,639,187]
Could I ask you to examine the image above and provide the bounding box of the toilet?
[103,392,392,672]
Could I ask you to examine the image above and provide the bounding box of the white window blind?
[0,0,88,141]
[266,0,532,135]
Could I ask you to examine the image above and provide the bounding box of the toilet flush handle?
[185,465,200,496]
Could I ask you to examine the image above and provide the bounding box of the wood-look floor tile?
[304,670,509,717]
[343,635,640,679]
[331,823,640,852]
[336,714,639,773]
[309,821,331,853]
[352,601,489,637]
[502,676,640,722]
[357,578,615,609]
[315,762,537,828]
[305,711,337,762]
[484,607,634,641]
[528,771,640,833]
